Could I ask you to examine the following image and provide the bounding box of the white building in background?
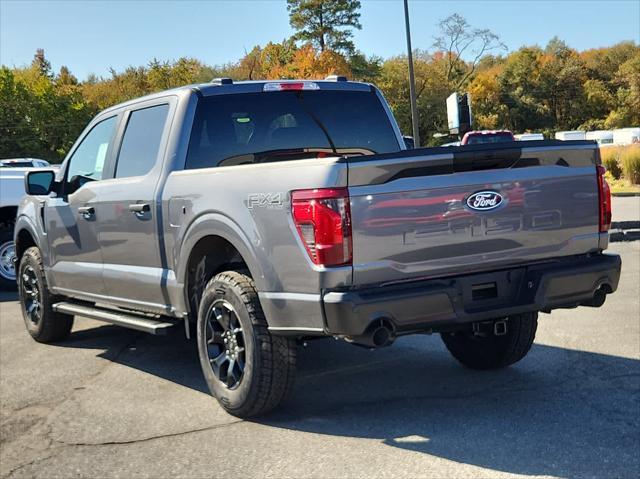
[586,130,614,146]
[555,131,586,141]
[612,128,640,145]
[515,133,544,141]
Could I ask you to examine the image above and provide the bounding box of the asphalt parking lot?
[1,244,638,478]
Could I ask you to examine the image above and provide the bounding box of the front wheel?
[196,271,296,418]
[441,312,538,370]
[18,246,74,343]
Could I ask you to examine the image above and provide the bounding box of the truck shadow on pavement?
[3,287,638,478]
[78,325,640,477]
[266,336,640,477]
[0,291,18,302]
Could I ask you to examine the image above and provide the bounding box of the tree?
[237,46,264,80]
[32,48,52,78]
[538,39,588,130]
[0,67,41,158]
[348,52,382,82]
[605,52,640,127]
[56,66,78,86]
[582,78,615,128]
[260,39,298,77]
[265,44,351,79]
[468,65,508,129]
[1,54,95,161]
[3,39,640,162]
[378,51,451,143]
[287,0,361,55]
[433,13,506,89]
[497,47,548,132]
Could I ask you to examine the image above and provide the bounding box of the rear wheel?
[441,312,538,370]
[196,271,296,417]
[18,246,74,343]
[0,222,16,290]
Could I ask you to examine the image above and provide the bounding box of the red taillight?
[597,165,612,232]
[291,188,352,267]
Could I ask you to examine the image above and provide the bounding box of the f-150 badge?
[466,191,504,211]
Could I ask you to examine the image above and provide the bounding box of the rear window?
[116,104,169,178]
[185,90,400,169]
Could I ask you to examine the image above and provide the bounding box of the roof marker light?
[263,81,320,92]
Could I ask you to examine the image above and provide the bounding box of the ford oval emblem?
[466,190,504,211]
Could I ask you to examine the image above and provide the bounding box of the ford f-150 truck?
[15,78,621,417]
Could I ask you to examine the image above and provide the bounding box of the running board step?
[52,302,176,335]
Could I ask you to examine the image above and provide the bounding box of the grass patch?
[600,147,623,179]
[600,144,640,186]
[605,171,640,194]
[620,144,640,184]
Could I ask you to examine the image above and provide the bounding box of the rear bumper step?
[52,302,176,335]
[322,253,622,337]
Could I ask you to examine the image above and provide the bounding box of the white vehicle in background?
[555,131,586,141]
[586,130,615,146]
[0,159,56,288]
[515,133,544,141]
[0,158,51,168]
[613,128,640,146]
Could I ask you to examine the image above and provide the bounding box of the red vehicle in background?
[461,130,515,145]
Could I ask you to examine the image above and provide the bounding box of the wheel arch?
[177,213,267,318]
[14,227,37,259]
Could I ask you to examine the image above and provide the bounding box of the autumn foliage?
[1,37,639,161]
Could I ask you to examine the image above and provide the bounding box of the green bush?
[620,145,640,184]
[600,147,623,179]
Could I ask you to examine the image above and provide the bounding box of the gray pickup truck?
[15,78,621,417]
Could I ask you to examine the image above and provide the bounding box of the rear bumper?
[322,254,621,337]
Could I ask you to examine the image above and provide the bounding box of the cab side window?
[115,104,169,178]
[66,116,117,194]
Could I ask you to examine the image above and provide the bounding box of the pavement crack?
[55,420,244,447]
[3,445,59,479]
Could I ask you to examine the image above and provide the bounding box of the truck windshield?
[185,90,400,169]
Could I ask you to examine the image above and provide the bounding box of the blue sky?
[1,0,639,80]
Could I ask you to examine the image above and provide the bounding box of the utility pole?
[403,0,420,148]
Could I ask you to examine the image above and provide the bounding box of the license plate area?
[459,268,525,313]
[472,282,498,301]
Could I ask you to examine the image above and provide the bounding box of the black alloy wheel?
[204,299,246,389]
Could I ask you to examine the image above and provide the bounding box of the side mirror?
[25,170,56,196]
[403,136,415,149]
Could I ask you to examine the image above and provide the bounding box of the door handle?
[78,206,95,219]
[129,203,150,215]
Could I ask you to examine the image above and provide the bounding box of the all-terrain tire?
[196,271,296,418]
[18,246,74,343]
[0,222,16,290]
[441,312,538,370]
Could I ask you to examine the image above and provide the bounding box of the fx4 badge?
[247,192,284,209]
[466,190,504,211]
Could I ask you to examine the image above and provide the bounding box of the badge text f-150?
[14,78,621,417]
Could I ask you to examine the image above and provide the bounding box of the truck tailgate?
[347,142,602,286]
